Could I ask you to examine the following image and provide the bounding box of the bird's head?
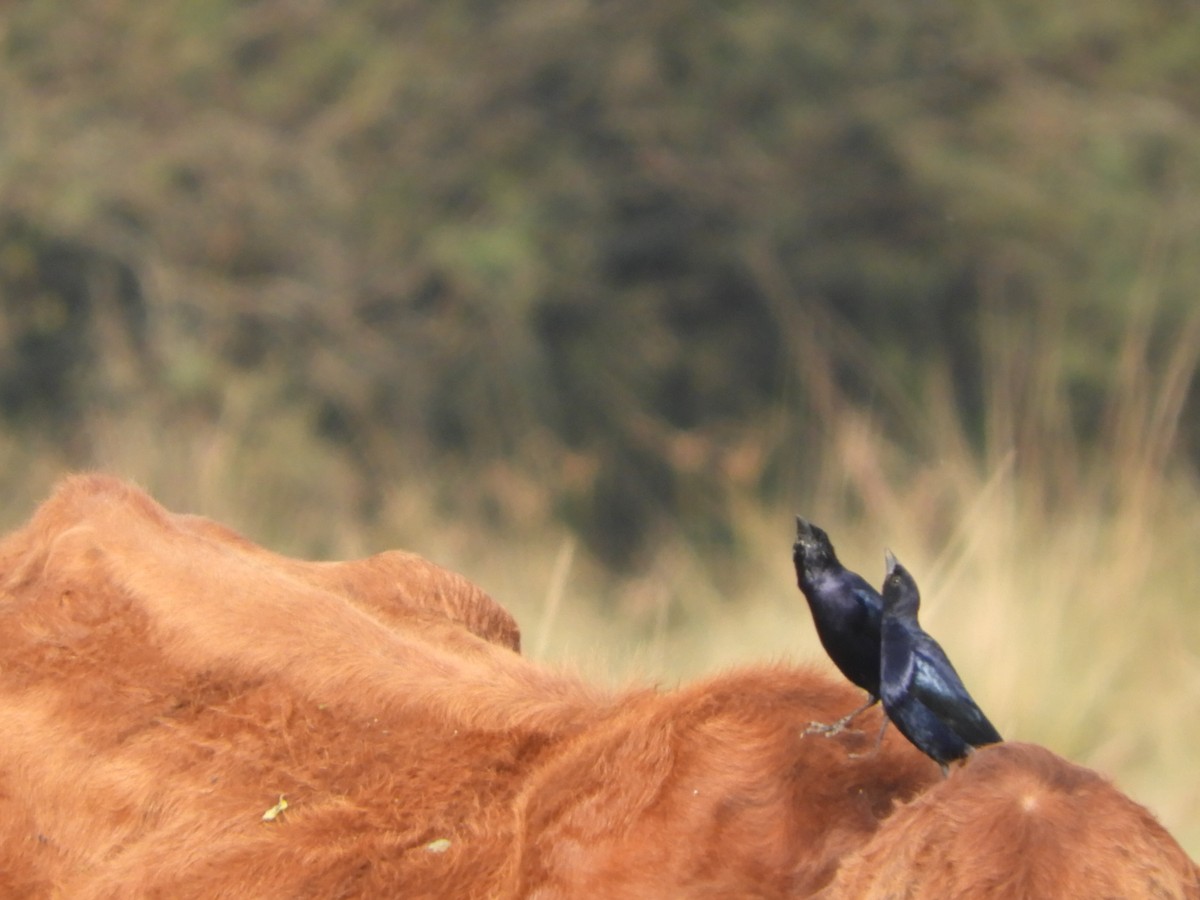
[793,516,840,578]
[882,549,921,615]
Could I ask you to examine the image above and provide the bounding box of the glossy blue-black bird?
[793,516,883,733]
[879,551,1003,774]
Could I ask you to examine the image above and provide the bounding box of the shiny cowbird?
[793,516,882,732]
[879,551,1003,774]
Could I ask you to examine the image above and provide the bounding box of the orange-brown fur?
[0,475,1195,898]
[819,740,1200,898]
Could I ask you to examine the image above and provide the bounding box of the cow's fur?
[175,504,521,652]
[0,475,1195,898]
[819,740,1200,898]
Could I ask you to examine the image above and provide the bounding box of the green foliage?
[2,0,1200,565]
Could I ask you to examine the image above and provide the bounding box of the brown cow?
[0,475,1195,898]
[820,741,1200,899]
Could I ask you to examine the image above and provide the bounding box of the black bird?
[793,516,883,733]
[879,551,1003,774]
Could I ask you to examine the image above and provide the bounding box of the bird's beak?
[795,516,813,541]
[884,548,898,575]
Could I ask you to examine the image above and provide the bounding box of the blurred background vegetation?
[1,0,1198,855]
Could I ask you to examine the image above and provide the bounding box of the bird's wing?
[849,581,884,625]
[910,641,1002,745]
[879,627,918,706]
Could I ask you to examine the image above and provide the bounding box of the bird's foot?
[803,715,855,738]
[802,698,878,739]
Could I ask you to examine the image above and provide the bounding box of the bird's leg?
[804,695,877,737]
[846,712,889,758]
